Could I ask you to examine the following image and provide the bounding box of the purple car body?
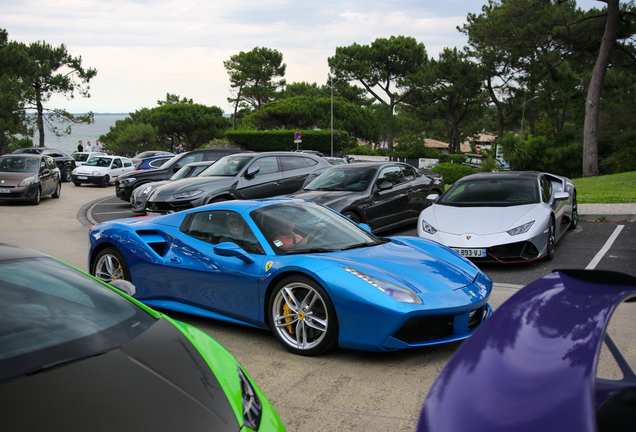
[418,270,636,432]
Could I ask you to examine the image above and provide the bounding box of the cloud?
[1,0,600,113]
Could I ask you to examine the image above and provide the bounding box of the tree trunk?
[35,88,45,147]
[583,0,619,177]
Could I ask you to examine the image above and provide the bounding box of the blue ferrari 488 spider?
[88,198,492,356]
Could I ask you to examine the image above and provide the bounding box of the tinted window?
[401,165,417,182]
[251,156,279,175]
[123,159,132,167]
[184,210,264,254]
[376,166,404,187]
[113,159,122,168]
[281,156,309,171]
[440,178,539,207]
[540,176,552,202]
[304,157,318,166]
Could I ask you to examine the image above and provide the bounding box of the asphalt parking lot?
[2,184,636,431]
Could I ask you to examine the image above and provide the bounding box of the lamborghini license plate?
[452,248,486,258]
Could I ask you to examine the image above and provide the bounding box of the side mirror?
[245,165,260,178]
[377,181,393,191]
[554,191,569,201]
[173,165,182,173]
[359,223,372,233]
[426,193,440,203]
[214,242,255,264]
[109,279,137,296]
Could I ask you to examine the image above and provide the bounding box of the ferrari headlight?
[173,190,203,199]
[421,219,438,235]
[238,366,262,430]
[139,185,153,196]
[18,176,37,187]
[507,221,535,236]
[342,267,422,304]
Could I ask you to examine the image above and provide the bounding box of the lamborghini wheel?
[269,275,338,356]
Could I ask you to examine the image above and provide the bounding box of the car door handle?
[170,257,181,264]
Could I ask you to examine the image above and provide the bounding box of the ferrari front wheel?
[92,247,131,282]
[269,276,338,356]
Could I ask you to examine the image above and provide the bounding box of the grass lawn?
[573,171,636,204]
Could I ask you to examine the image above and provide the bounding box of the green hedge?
[431,162,476,185]
[224,130,350,153]
[438,154,466,164]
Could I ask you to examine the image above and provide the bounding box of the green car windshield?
[0,257,155,383]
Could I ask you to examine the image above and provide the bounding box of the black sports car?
[12,147,76,182]
[0,243,285,432]
[288,162,445,233]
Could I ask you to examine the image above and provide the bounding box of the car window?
[46,156,56,170]
[113,159,123,168]
[401,165,417,182]
[123,159,132,167]
[540,176,552,202]
[281,156,309,171]
[251,156,279,175]
[183,210,264,254]
[303,157,318,166]
[376,166,404,187]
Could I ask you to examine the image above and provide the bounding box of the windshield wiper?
[340,241,378,251]
[285,247,339,255]
[25,344,123,377]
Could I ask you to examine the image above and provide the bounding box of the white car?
[71,155,135,187]
[71,151,107,166]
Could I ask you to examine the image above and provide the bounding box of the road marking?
[586,225,625,270]
[93,211,134,215]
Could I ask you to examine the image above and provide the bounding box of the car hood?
[152,176,236,199]
[289,189,365,211]
[423,203,545,235]
[74,165,112,174]
[0,318,239,432]
[0,173,37,187]
[320,237,488,295]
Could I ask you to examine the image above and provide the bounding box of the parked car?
[116,149,245,203]
[89,198,492,356]
[417,171,578,262]
[324,157,348,165]
[417,269,636,432]
[0,154,61,204]
[70,151,107,166]
[462,153,507,171]
[145,152,332,215]
[135,155,174,171]
[289,162,445,233]
[71,155,135,187]
[0,243,285,432]
[131,150,175,169]
[12,147,76,182]
[131,161,214,213]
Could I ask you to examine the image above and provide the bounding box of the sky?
[2,0,601,114]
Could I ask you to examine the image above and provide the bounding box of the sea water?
[33,113,129,155]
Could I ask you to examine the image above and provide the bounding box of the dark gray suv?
[145,152,332,215]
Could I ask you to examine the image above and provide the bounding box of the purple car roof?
[418,270,636,432]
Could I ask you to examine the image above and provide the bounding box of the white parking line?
[586,225,625,270]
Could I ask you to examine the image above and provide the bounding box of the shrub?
[431,162,476,185]
[439,154,466,164]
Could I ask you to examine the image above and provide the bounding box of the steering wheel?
[506,193,532,202]
[307,225,329,243]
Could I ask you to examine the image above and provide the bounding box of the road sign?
[476,145,481,153]
[294,132,302,140]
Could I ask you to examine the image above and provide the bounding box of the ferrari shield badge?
[265,261,273,272]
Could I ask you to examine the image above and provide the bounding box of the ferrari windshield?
[305,167,377,192]
[0,257,155,383]
[199,155,253,177]
[251,202,383,254]
[439,178,540,207]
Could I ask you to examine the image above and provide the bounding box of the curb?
[578,213,636,223]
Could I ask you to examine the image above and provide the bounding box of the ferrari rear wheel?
[269,276,338,356]
[92,247,131,282]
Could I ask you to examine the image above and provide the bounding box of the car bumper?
[422,229,549,263]
[116,183,134,202]
[72,174,107,185]
[0,184,39,201]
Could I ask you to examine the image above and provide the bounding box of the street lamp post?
[329,76,341,157]
[520,95,539,144]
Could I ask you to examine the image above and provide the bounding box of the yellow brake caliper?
[283,292,295,334]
